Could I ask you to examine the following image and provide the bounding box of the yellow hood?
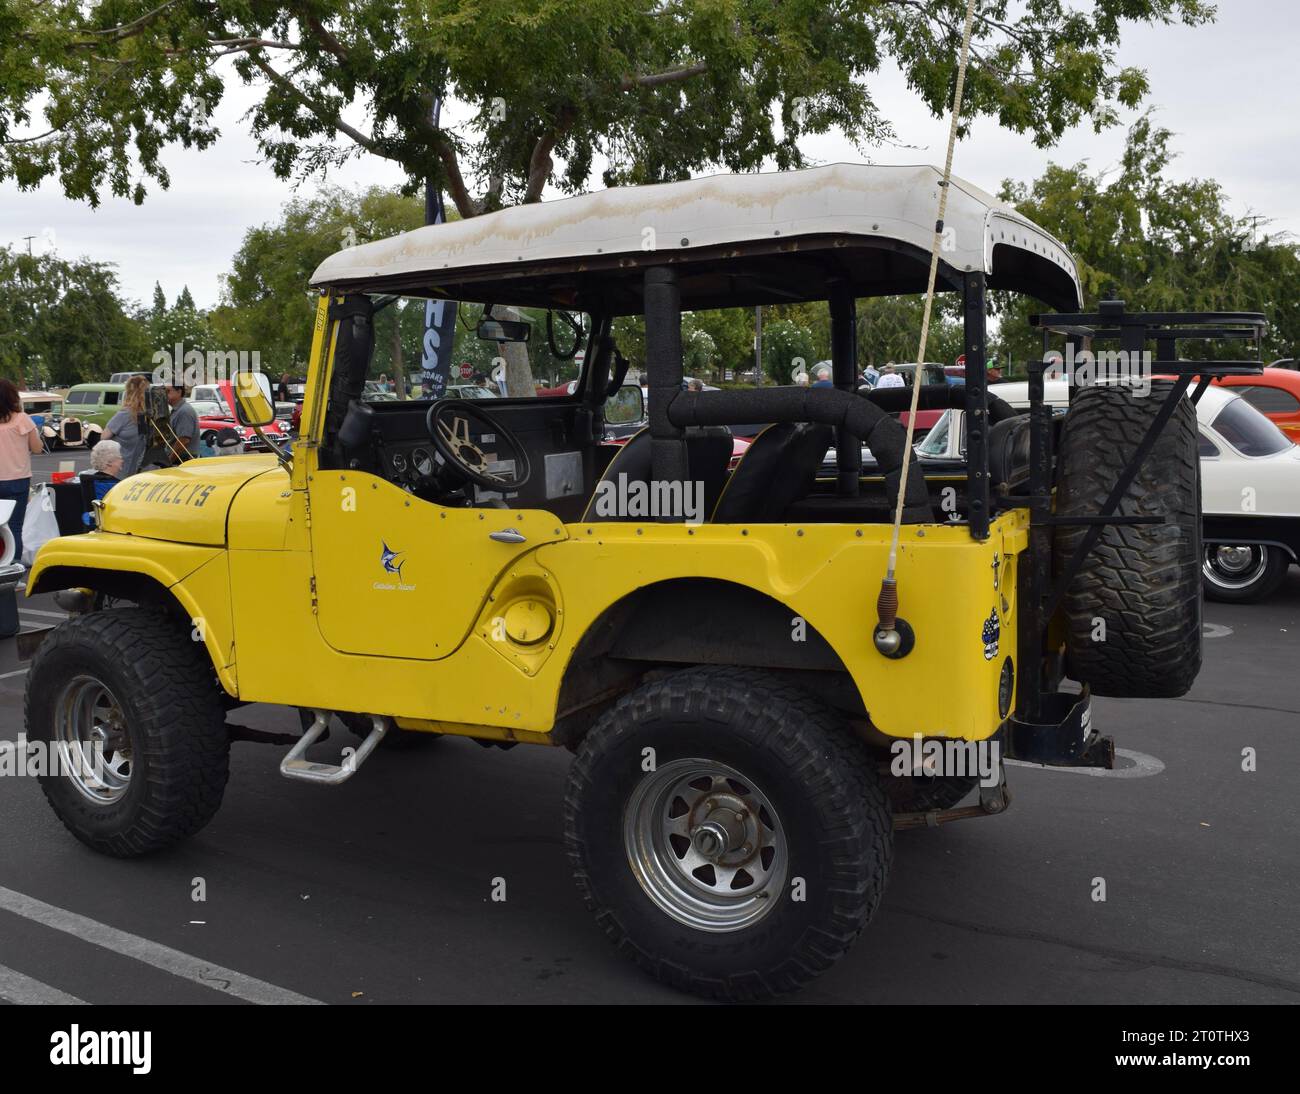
[101,457,285,546]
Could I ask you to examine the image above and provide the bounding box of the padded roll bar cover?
[667,387,933,521]
[322,296,376,454]
[644,267,688,499]
[865,383,1019,423]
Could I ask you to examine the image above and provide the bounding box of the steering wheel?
[424,399,532,491]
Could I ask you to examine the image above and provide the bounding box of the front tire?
[26,609,230,857]
[565,668,892,1001]
[1202,543,1289,603]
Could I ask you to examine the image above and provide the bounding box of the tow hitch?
[280,710,389,785]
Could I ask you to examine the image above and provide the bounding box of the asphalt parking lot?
[0,454,1296,1004]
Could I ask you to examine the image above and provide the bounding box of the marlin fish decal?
[380,541,405,579]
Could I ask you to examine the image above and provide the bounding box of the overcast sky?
[3,0,1296,310]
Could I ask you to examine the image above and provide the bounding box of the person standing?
[165,383,199,462]
[876,365,905,389]
[0,379,43,563]
[102,375,150,475]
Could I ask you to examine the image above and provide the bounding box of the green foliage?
[142,282,209,359]
[0,2,1214,216]
[760,318,817,384]
[857,295,964,370]
[214,185,424,372]
[993,115,1300,364]
[0,248,147,386]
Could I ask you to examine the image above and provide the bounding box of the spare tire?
[1053,380,1201,698]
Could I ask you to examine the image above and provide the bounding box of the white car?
[920,380,1300,602]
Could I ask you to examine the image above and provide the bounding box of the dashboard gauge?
[391,452,408,474]
[413,448,434,477]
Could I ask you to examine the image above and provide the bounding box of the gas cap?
[503,598,554,645]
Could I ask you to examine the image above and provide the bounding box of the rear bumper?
[1006,690,1114,768]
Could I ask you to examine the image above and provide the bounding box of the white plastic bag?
[21,484,60,566]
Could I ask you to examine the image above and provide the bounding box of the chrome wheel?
[1203,544,1269,591]
[54,675,133,804]
[623,758,787,933]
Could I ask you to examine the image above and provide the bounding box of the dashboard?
[383,442,440,490]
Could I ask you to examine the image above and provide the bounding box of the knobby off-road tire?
[26,609,230,857]
[1053,381,1202,698]
[565,667,892,1001]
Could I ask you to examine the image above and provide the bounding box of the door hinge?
[309,575,318,613]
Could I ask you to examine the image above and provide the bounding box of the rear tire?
[1054,381,1202,698]
[26,609,230,857]
[565,667,892,1001]
[1202,543,1289,603]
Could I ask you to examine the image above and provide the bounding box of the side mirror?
[477,317,532,343]
[233,372,275,427]
[606,384,645,425]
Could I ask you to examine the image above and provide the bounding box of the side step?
[280,710,388,785]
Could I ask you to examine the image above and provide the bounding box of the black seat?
[987,414,1032,491]
[583,427,734,522]
[712,423,833,523]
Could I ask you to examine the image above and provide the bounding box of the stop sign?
[458,363,473,380]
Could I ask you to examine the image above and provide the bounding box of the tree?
[688,308,754,382]
[212,185,425,373]
[761,319,816,384]
[2,1,1213,219]
[0,248,148,386]
[857,295,963,370]
[993,115,1300,365]
[681,325,718,380]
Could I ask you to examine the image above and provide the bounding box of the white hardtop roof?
[311,163,1081,310]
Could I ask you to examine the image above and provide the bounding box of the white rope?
[885,0,979,579]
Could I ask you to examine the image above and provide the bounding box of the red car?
[1213,367,1300,444]
[194,380,289,452]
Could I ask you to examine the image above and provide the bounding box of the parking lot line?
[0,668,28,680]
[0,962,88,1005]
[0,885,324,1005]
[18,608,67,620]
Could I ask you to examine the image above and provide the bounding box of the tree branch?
[620,61,709,91]
[85,0,182,41]
[435,139,476,219]
[250,54,385,157]
[298,10,351,65]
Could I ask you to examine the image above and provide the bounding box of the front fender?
[26,534,237,697]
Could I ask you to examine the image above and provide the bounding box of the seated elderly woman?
[80,439,125,526]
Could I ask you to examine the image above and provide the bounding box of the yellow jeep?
[24,164,1253,1000]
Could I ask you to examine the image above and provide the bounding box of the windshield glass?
[364,296,588,401]
[1211,396,1292,457]
[917,410,954,455]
